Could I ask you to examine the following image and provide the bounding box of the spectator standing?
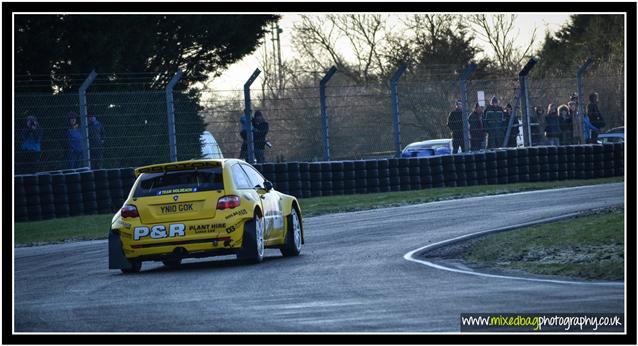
[238,113,249,160]
[483,96,505,149]
[568,100,583,144]
[544,104,561,146]
[446,100,465,153]
[502,103,519,147]
[530,107,544,146]
[88,114,105,169]
[67,112,85,169]
[582,113,600,144]
[252,110,269,163]
[19,115,43,173]
[587,92,606,143]
[558,105,573,145]
[468,103,485,151]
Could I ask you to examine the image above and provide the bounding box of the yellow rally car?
[108,159,304,273]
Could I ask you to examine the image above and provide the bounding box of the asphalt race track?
[14,183,625,332]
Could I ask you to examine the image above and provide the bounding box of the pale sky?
[207,13,572,92]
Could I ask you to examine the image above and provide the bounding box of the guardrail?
[14,143,624,222]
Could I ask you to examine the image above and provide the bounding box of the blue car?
[401,139,453,158]
[597,126,624,144]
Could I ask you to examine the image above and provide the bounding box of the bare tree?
[467,14,537,74]
[291,14,391,84]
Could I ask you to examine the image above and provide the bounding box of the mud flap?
[109,230,133,270]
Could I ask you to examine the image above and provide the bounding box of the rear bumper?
[109,220,244,269]
[130,248,239,263]
[109,229,242,269]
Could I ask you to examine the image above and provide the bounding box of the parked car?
[109,159,304,273]
[597,126,624,144]
[401,139,453,157]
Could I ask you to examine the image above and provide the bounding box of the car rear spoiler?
[134,161,222,177]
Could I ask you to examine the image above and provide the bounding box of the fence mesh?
[14,69,624,174]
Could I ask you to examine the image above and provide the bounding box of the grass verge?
[14,177,623,247]
[462,207,624,281]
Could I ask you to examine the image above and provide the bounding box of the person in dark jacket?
[483,96,505,149]
[587,92,606,143]
[468,103,485,151]
[529,107,544,146]
[544,104,561,146]
[446,100,465,153]
[238,114,249,160]
[19,115,43,173]
[88,115,105,169]
[502,103,519,147]
[67,112,85,169]
[558,104,573,145]
[252,110,269,163]
[568,100,583,144]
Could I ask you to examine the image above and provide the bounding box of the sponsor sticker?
[188,223,226,234]
[157,187,198,196]
[225,209,248,220]
[133,224,185,240]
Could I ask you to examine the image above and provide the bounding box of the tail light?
[120,204,139,218]
[217,195,240,210]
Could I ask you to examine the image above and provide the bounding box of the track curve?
[14,183,625,332]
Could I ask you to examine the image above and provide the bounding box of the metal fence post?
[459,63,476,152]
[166,70,183,162]
[502,85,522,148]
[320,66,337,161]
[390,64,407,157]
[244,68,261,163]
[79,70,97,169]
[518,58,537,147]
[577,57,594,143]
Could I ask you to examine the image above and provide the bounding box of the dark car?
[401,139,452,158]
[597,126,624,144]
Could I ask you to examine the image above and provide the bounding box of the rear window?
[133,168,224,197]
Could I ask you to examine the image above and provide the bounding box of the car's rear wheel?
[281,208,302,257]
[120,260,141,274]
[162,259,182,268]
[237,213,264,264]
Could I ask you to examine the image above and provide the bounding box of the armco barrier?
[13,144,625,222]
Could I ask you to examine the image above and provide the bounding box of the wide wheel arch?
[287,200,304,244]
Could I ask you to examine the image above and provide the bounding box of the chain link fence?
[14,68,624,174]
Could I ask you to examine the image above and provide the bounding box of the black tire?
[15,205,29,222]
[262,163,275,174]
[121,260,142,274]
[80,171,95,191]
[237,213,265,264]
[430,164,443,175]
[281,207,302,257]
[431,174,444,184]
[276,172,289,182]
[55,203,71,218]
[366,169,379,179]
[162,259,182,268]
